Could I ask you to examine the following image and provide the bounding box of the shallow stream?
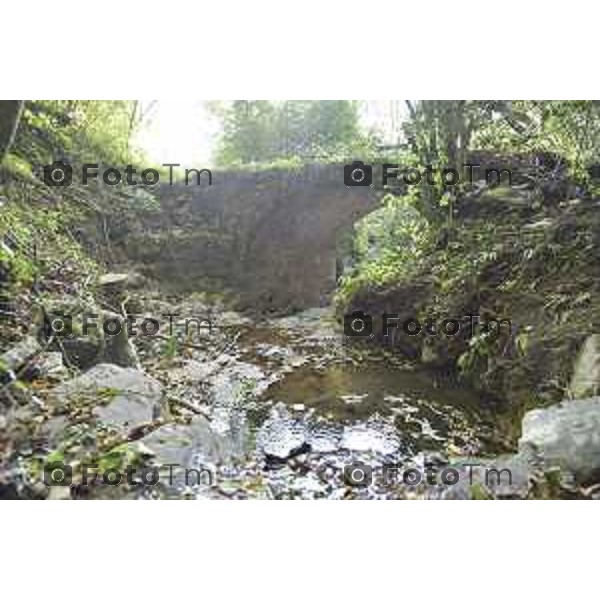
[166,306,509,499]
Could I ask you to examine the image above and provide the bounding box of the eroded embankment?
[341,181,600,440]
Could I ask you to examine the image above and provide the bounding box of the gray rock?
[60,337,104,370]
[97,273,145,314]
[126,417,224,492]
[6,404,36,423]
[519,396,600,483]
[97,273,131,308]
[38,299,102,370]
[27,352,66,379]
[0,337,40,372]
[0,379,33,408]
[569,334,600,399]
[47,487,72,500]
[102,313,140,369]
[522,218,554,231]
[307,422,343,453]
[39,298,138,370]
[136,417,224,467]
[98,273,131,287]
[468,454,531,498]
[50,364,166,432]
[257,404,310,461]
[60,311,139,370]
[38,414,69,445]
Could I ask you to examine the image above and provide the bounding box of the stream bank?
[341,182,600,434]
[3,285,594,500]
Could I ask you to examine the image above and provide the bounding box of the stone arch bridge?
[125,164,381,311]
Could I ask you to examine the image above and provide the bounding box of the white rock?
[569,334,600,399]
[519,396,600,483]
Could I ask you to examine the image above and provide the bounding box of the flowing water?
[157,305,509,499]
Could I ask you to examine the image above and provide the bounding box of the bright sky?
[134,100,406,167]
[134,101,221,168]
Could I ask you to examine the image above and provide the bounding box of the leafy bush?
[335,191,429,307]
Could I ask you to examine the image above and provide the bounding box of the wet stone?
[257,403,310,462]
[340,418,402,456]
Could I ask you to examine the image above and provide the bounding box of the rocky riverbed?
[1,290,599,499]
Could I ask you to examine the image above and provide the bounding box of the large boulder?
[518,396,600,484]
[49,363,166,434]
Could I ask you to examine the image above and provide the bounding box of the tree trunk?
[0,100,24,164]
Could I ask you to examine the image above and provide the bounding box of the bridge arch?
[126,164,382,311]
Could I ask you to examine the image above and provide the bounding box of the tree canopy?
[212,100,366,166]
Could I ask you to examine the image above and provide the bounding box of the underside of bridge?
[123,164,381,312]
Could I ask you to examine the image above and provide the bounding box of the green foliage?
[0,202,39,288]
[161,334,179,364]
[469,483,494,500]
[213,100,370,166]
[2,152,33,178]
[0,185,100,295]
[0,246,36,286]
[396,101,600,223]
[336,191,428,307]
[15,100,143,167]
[474,100,600,181]
[400,101,499,223]
[0,101,161,280]
[45,449,66,465]
[457,329,498,377]
[95,443,143,474]
[341,101,600,307]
